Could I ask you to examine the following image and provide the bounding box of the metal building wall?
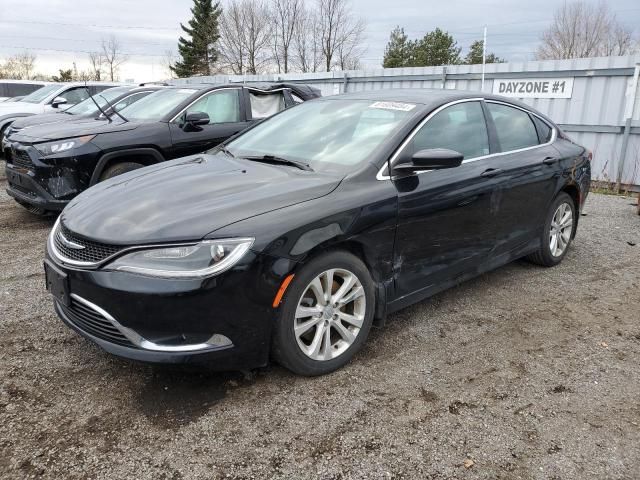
[171,55,640,187]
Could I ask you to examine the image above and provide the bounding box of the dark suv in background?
[3,84,166,137]
[4,82,320,214]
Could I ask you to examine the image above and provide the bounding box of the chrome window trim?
[69,294,232,352]
[169,86,243,123]
[376,97,557,181]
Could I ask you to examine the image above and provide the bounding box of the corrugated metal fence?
[171,55,640,188]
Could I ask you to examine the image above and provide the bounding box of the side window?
[184,89,240,124]
[249,91,286,119]
[58,87,89,105]
[408,101,490,160]
[532,116,552,143]
[114,91,151,111]
[487,103,539,151]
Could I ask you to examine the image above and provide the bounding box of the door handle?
[543,156,559,165]
[480,168,503,178]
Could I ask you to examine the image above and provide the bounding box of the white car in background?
[0,81,121,140]
[0,80,52,102]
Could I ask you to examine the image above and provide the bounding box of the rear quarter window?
[487,103,540,152]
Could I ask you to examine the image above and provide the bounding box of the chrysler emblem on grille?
[59,231,85,250]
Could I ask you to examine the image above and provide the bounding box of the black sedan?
[45,89,591,376]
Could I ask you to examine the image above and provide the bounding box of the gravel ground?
[1,162,639,480]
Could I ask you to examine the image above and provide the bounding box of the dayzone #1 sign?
[492,78,574,99]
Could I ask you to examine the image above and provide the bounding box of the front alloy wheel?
[294,268,366,361]
[272,251,375,376]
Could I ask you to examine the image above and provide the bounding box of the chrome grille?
[11,149,32,169]
[58,298,135,347]
[53,222,124,264]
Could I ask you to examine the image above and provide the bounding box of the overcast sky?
[0,0,639,82]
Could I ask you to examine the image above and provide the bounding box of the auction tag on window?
[369,101,416,112]
[177,89,197,94]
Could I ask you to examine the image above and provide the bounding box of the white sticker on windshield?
[178,89,197,94]
[369,101,416,112]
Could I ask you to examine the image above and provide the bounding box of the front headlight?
[105,238,254,279]
[34,134,95,156]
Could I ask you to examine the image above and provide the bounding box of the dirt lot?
[0,163,639,480]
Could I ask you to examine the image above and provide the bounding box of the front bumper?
[6,163,70,211]
[47,250,295,370]
[4,140,101,212]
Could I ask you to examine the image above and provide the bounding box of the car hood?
[62,153,343,245]
[10,112,77,131]
[0,102,45,118]
[10,118,140,143]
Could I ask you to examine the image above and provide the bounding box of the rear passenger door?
[168,88,249,158]
[481,101,559,260]
[247,90,288,124]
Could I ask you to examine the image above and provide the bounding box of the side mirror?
[182,111,210,131]
[393,148,464,173]
[51,96,68,109]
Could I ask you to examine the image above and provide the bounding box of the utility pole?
[481,25,487,92]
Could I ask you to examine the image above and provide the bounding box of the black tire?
[272,251,376,376]
[526,192,576,267]
[99,162,144,181]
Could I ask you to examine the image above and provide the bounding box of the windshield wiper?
[217,145,235,158]
[243,155,313,171]
[98,94,128,123]
[84,86,110,122]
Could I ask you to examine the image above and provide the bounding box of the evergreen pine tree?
[411,28,461,66]
[464,40,504,65]
[171,0,222,77]
[383,27,411,68]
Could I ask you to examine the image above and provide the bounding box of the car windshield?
[19,84,59,104]
[66,86,134,116]
[119,88,197,121]
[224,99,417,172]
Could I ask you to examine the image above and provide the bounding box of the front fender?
[209,173,399,285]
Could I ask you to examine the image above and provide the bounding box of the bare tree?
[271,0,302,73]
[315,0,366,72]
[101,36,128,81]
[602,23,634,56]
[0,52,37,79]
[88,51,104,81]
[162,50,179,79]
[219,0,272,74]
[536,1,637,60]
[292,6,322,72]
[336,17,366,70]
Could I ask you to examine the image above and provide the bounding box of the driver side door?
[168,88,249,159]
[392,100,505,303]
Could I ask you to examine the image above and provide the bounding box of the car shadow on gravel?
[133,365,250,429]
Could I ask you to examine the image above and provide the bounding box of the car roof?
[325,88,552,123]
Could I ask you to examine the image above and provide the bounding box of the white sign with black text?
[492,77,574,99]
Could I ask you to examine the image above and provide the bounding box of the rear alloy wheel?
[272,251,375,376]
[527,192,576,267]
